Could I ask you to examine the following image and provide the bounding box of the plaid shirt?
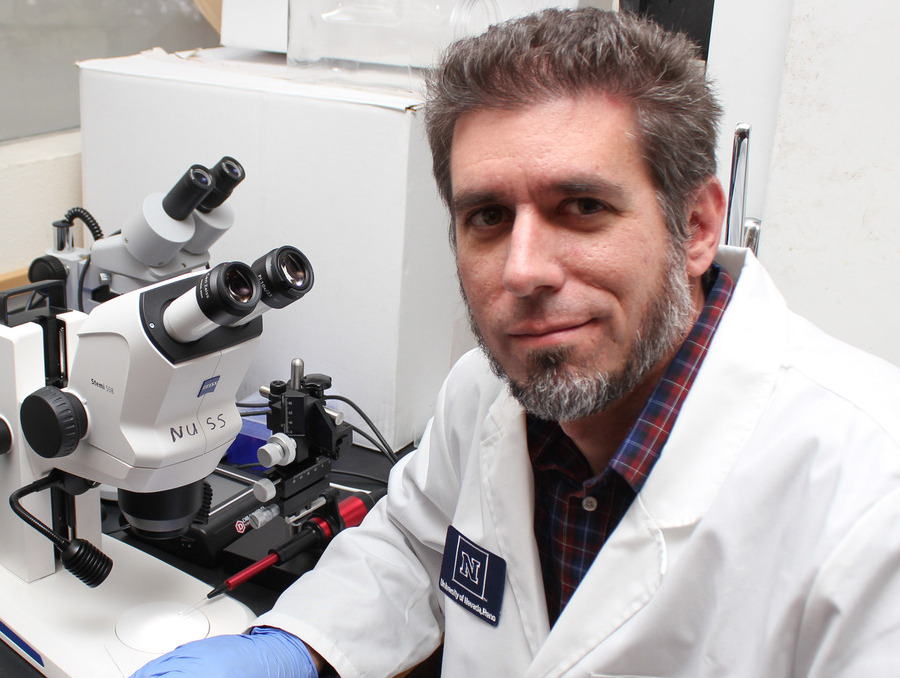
[529,266,734,624]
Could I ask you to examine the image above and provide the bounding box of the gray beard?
[464,247,696,422]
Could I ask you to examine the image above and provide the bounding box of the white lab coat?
[256,247,900,677]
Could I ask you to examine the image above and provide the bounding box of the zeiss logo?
[451,535,489,600]
[198,376,220,397]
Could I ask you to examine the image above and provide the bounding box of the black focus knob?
[20,386,87,458]
[28,255,68,283]
[0,418,11,455]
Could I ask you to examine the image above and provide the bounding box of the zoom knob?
[20,386,87,458]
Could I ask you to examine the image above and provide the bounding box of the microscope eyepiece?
[162,164,215,221]
[252,245,315,311]
[221,264,256,304]
[163,262,262,343]
[197,156,246,213]
[279,249,311,289]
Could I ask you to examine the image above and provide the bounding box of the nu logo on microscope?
[440,526,506,626]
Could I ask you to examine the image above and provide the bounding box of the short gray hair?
[424,7,723,248]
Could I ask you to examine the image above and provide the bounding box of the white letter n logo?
[458,552,482,585]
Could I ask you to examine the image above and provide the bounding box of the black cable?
[64,207,104,241]
[233,462,264,471]
[240,409,270,417]
[234,395,399,464]
[236,400,268,409]
[10,471,113,587]
[330,468,389,486]
[325,395,398,465]
[9,473,68,549]
[348,424,391,459]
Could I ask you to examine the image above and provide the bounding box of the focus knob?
[28,255,68,283]
[0,418,11,455]
[20,386,87,458]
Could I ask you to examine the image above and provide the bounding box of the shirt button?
[582,496,598,512]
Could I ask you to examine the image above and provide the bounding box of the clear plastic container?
[287,0,502,91]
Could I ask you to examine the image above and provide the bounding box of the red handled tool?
[206,488,386,599]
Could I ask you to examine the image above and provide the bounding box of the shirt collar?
[528,264,735,491]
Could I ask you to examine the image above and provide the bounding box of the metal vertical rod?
[726,123,751,247]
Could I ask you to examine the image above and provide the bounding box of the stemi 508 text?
[170,414,227,443]
[90,378,114,395]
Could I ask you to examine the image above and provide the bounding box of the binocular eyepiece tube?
[161,245,314,344]
[197,156,246,213]
[161,165,215,222]
[163,261,261,343]
[244,245,315,320]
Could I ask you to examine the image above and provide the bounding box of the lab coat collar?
[527,247,787,676]
[640,246,785,526]
[482,391,553,657]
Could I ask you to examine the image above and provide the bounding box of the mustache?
[455,243,695,422]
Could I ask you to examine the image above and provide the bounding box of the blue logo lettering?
[198,376,220,397]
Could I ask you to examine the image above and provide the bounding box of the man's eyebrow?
[548,176,629,202]
[451,176,630,214]
[451,190,501,215]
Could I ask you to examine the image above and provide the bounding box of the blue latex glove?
[129,626,318,678]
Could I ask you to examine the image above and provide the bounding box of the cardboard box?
[220,0,288,53]
[78,47,471,450]
[219,0,617,58]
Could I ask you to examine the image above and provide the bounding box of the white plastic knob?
[252,478,278,503]
[257,432,297,467]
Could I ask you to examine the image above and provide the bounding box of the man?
[134,8,900,677]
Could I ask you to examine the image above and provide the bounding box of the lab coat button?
[582,496,598,512]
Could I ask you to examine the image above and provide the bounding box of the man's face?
[451,95,700,421]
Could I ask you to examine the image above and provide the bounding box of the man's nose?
[501,214,564,297]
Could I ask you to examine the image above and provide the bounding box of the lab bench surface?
[0,443,404,677]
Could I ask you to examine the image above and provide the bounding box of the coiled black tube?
[64,206,104,242]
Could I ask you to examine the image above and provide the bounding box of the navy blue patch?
[440,525,506,626]
[198,376,220,397]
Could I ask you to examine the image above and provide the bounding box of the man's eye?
[562,198,607,215]
[469,206,508,227]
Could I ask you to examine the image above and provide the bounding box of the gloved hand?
[129,626,319,678]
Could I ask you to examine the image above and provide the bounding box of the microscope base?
[0,535,255,678]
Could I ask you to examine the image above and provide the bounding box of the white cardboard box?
[220,0,288,53]
[77,47,471,450]
[218,0,617,57]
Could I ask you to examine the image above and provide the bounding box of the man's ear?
[684,176,726,277]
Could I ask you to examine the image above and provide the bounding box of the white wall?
[709,0,900,366]
[761,0,900,365]
[0,132,83,280]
